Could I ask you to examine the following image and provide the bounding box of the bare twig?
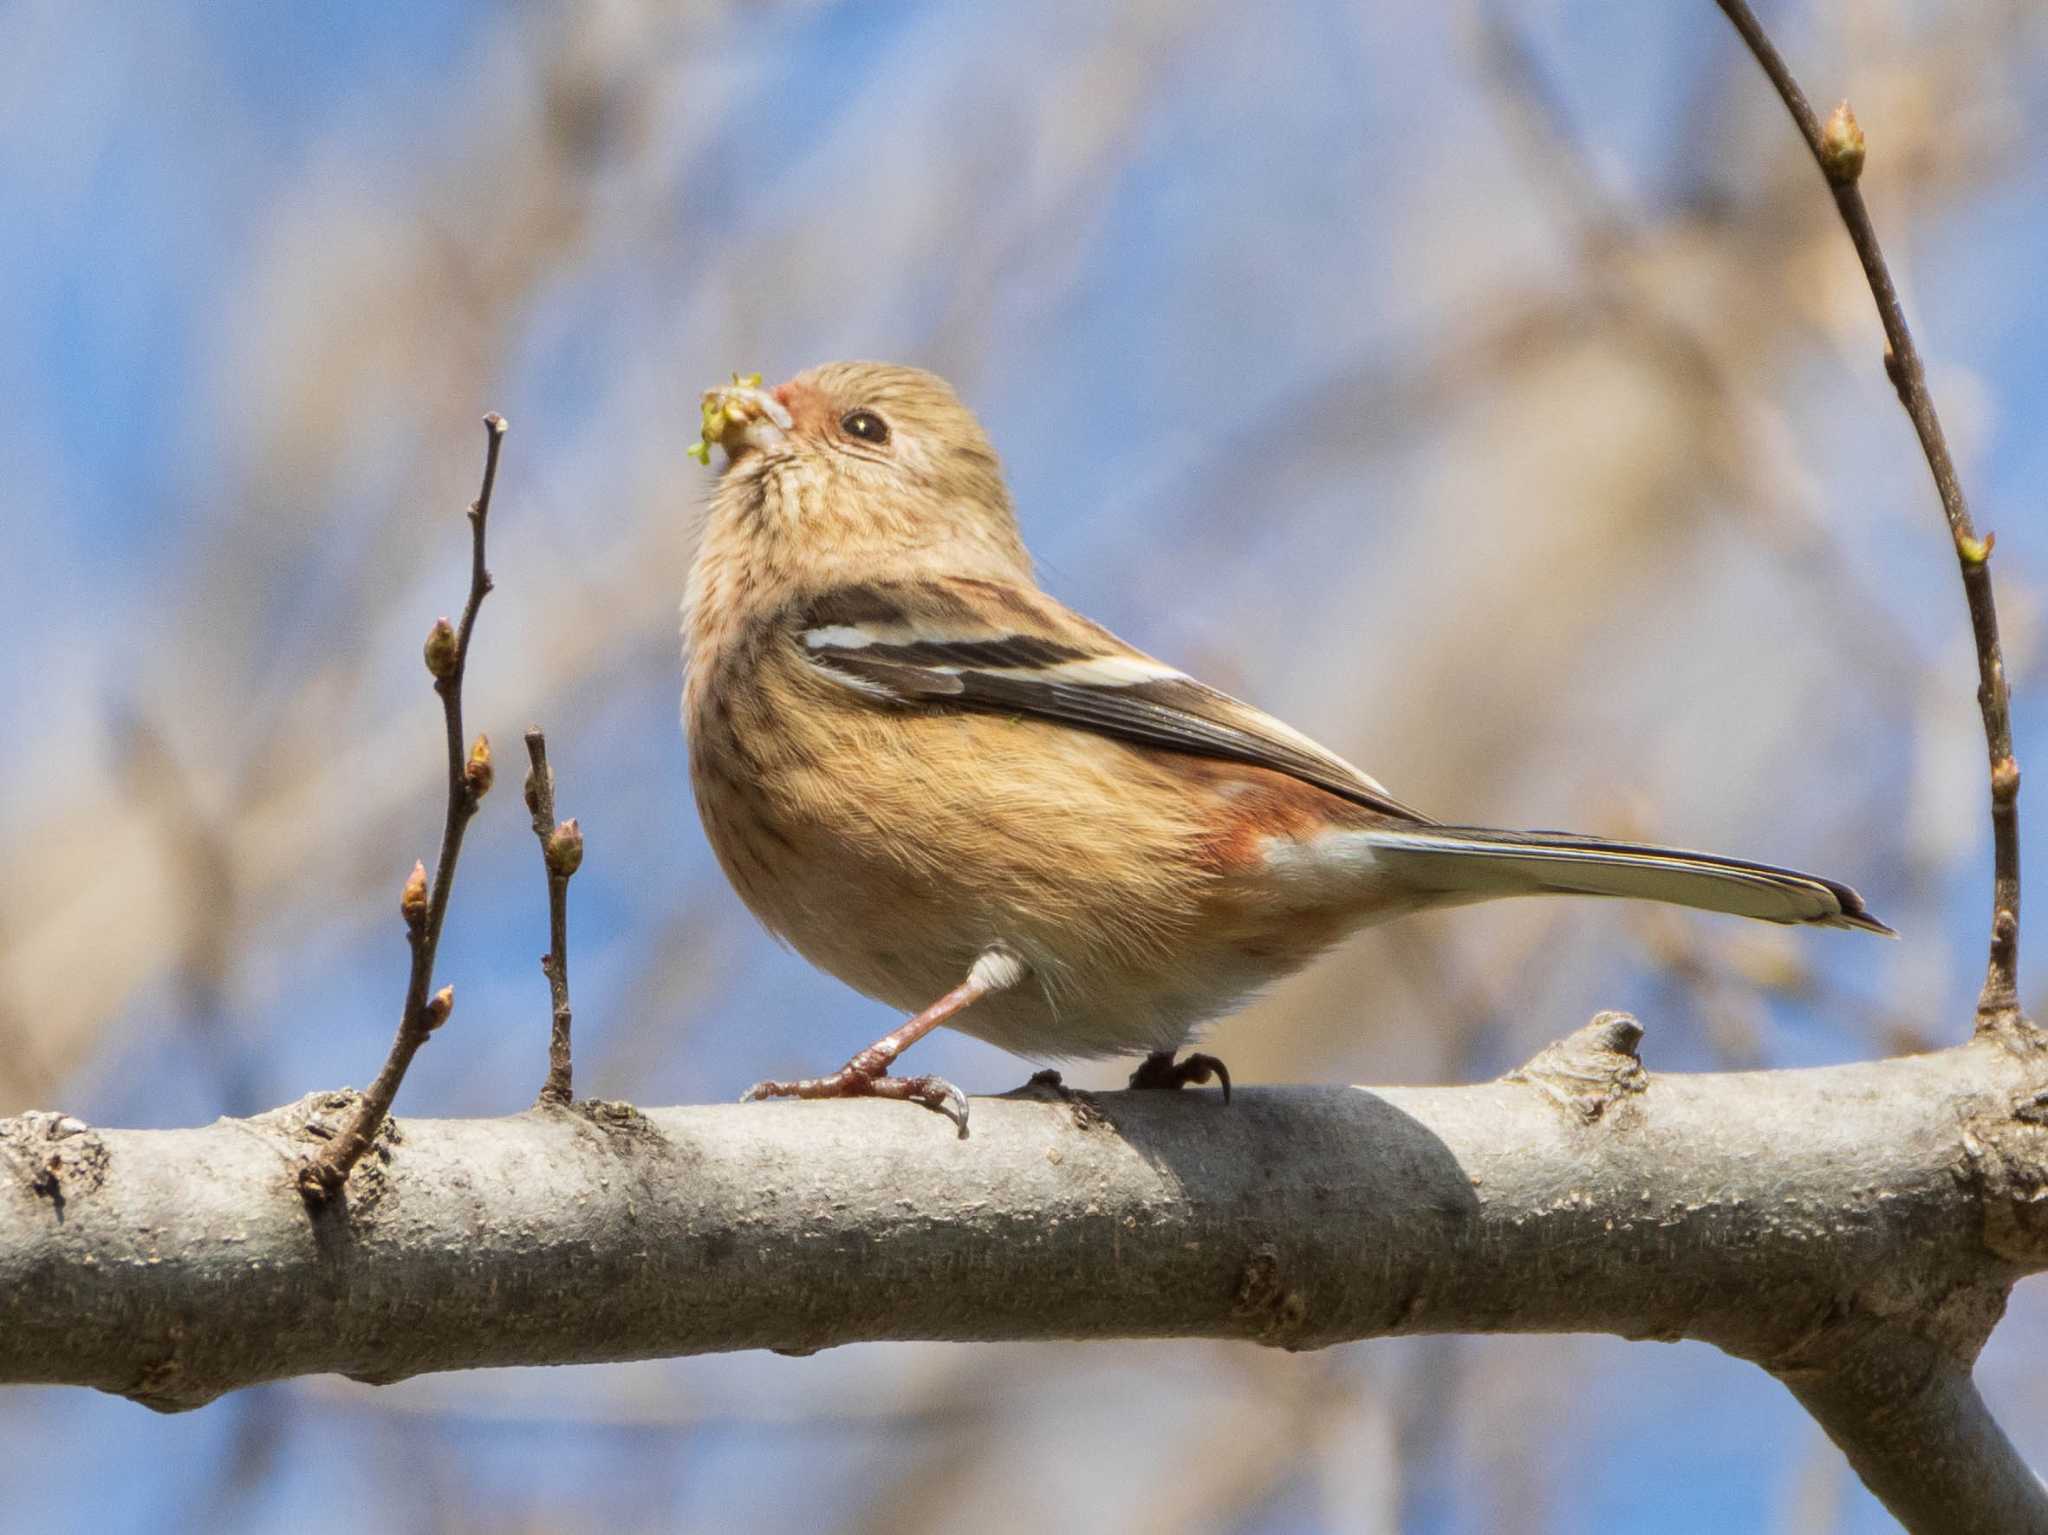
[1712,0,2024,1030]
[523,729,580,1106]
[298,413,509,1198]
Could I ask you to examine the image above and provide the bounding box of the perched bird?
[683,361,1890,1131]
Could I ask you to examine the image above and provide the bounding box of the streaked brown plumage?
[682,361,1889,1130]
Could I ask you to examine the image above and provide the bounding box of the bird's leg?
[742,951,1024,1135]
[1127,1050,1233,1103]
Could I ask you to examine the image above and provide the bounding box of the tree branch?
[298,413,508,1198]
[1695,12,2044,1519]
[1713,0,2023,1027]
[1783,1342,2046,1535]
[522,728,581,1107]
[6,1015,2047,1534]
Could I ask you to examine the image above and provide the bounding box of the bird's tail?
[1362,825,1894,935]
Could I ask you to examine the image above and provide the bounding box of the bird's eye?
[840,409,890,446]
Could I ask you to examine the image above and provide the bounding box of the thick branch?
[1713,0,2022,1024]
[6,1021,2047,1529]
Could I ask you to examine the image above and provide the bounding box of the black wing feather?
[795,583,1429,823]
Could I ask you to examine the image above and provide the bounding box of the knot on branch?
[124,1338,231,1415]
[1962,1088,2048,1266]
[563,1099,667,1146]
[1233,1243,1313,1349]
[1000,1068,1110,1133]
[277,1090,400,1204]
[1973,989,2042,1051]
[1,1110,108,1218]
[1505,1011,1647,1125]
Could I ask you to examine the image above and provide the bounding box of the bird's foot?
[1002,1067,1067,1096]
[1000,1067,1111,1130]
[1127,1050,1232,1103]
[742,1057,969,1136]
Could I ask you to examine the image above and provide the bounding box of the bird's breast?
[683,630,1413,1053]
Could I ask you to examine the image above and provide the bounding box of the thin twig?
[524,728,580,1107]
[1712,0,2023,1029]
[298,413,509,1198]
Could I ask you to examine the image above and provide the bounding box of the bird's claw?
[740,1066,970,1136]
[1128,1050,1233,1103]
[910,1076,971,1136]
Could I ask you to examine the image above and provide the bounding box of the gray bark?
[5,1014,2047,1532]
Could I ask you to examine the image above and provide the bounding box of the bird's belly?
[692,705,1248,1049]
[718,828,1374,1063]
[691,686,1398,1060]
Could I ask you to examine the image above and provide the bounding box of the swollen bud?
[424,618,459,679]
[424,984,454,1031]
[545,818,585,878]
[1993,755,2021,803]
[1820,100,1865,186]
[465,735,494,798]
[400,860,429,929]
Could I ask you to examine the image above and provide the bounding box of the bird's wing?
[790,577,1431,823]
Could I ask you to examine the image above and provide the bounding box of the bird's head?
[689,361,1028,583]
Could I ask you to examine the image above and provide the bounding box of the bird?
[681,361,1891,1132]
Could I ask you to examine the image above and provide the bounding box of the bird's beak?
[689,375,794,466]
